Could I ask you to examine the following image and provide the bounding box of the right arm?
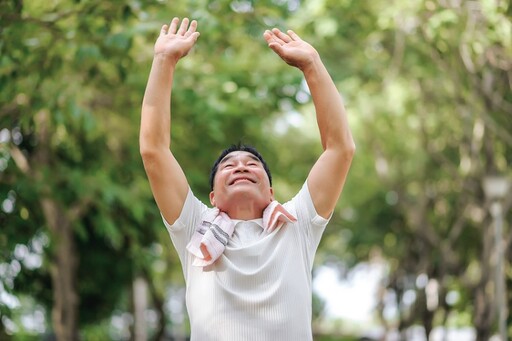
[140,18,200,225]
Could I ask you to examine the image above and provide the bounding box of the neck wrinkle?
[220,199,268,221]
[225,205,264,221]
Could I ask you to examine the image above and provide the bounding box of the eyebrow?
[219,153,260,164]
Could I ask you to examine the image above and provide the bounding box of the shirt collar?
[231,218,264,229]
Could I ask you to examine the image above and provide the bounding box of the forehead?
[220,151,260,163]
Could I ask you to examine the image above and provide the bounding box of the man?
[140,17,355,341]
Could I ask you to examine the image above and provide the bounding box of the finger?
[271,28,292,43]
[267,42,283,55]
[184,19,198,37]
[266,33,284,48]
[287,30,302,41]
[160,24,169,36]
[168,17,179,34]
[178,17,190,35]
[267,31,286,45]
[189,31,200,42]
[263,30,276,44]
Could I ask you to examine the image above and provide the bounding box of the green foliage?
[1,0,162,336]
[1,0,511,339]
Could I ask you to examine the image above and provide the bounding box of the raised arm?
[263,28,355,219]
[140,18,200,225]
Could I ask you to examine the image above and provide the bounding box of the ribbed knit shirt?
[163,182,329,341]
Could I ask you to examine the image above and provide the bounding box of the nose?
[233,162,248,173]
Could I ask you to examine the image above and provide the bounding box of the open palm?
[154,17,200,63]
[263,28,319,70]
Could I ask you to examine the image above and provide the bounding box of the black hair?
[209,143,272,190]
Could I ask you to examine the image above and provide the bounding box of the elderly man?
[140,17,354,341]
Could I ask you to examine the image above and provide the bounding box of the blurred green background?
[1,0,511,340]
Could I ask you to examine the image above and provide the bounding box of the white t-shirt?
[163,182,329,341]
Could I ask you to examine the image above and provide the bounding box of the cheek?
[260,172,272,187]
[214,171,228,186]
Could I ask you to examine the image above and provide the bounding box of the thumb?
[268,42,283,55]
[188,31,200,42]
[160,24,168,36]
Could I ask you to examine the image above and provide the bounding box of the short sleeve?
[284,181,331,259]
[161,188,209,272]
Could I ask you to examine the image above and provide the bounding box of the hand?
[154,17,200,63]
[263,28,319,71]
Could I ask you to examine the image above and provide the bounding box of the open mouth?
[229,177,256,185]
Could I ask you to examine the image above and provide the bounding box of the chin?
[218,191,269,209]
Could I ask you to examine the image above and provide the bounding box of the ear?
[269,187,274,201]
[209,191,215,206]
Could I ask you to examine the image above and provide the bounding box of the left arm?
[264,29,355,219]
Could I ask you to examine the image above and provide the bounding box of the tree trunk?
[474,134,499,340]
[133,276,148,341]
[0,324,10,341]
[473,215,495,341]
[423,309,434,341]
[29,109,85,341]
[10,117,81,339]
[42,198,79,341]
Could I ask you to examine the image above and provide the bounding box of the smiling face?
[209,151,274,215]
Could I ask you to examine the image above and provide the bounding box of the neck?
[220,200,268,220]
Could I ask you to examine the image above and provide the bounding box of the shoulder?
[284,181,330,228]
[163,188,210,233]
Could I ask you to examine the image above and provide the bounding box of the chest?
[187,221,306,287]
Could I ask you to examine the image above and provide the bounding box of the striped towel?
[186,201,297,267]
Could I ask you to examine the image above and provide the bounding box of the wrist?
[299,52,322,74]
[153,52,179,68]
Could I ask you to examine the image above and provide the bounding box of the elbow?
[336,140,356,161]
[345,140,356,157]
[140,145,153,160]
[139,143,161,165]
[342,146,355,164]
[139,147,164,176]
[337,134,356,151]
[139,140,171,173]
[140,146,156,169]
[139,132,168,159]
[139,139,153,159]
[325,140,355,164]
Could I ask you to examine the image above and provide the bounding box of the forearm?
[302,55,355,153]
[140,55,177,152]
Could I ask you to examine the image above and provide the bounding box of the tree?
[1,0,309,338]
[301,0,511,339]
[1,1,161,339]
[1,0,510,339]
